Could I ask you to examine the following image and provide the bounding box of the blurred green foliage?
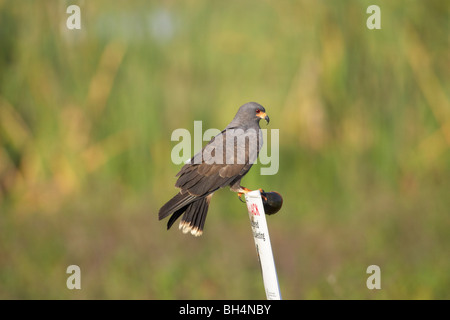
[0,0,449,299]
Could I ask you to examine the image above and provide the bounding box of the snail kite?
[158,102,269,236]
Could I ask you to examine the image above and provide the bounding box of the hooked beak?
[258,112,270,124]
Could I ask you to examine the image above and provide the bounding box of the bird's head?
[232,102,270,127]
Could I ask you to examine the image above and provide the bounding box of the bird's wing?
[175,128,261,196]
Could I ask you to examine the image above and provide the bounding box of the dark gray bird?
[159,102,270,236]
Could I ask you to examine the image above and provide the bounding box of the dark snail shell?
[261,191,283,215]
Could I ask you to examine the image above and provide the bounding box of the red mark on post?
[247,203,260,216]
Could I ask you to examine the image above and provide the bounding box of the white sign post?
[244,190,282,300]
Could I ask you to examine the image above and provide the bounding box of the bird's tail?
[159,193,212,237]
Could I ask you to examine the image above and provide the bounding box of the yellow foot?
[258,189,268,201]
[237,187,251,203]
[237,188,267,202]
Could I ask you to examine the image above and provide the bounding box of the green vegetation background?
[0,0,449,299]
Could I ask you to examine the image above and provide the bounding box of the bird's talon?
[257,188,267,201]
[238,193,246,203]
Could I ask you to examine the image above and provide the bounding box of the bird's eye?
[256,109,261,113]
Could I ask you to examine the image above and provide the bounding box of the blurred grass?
[0,0,449,299]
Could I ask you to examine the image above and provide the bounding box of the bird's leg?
[237,187,267,202]
[259,189,267,201]
[237,187,252,203]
